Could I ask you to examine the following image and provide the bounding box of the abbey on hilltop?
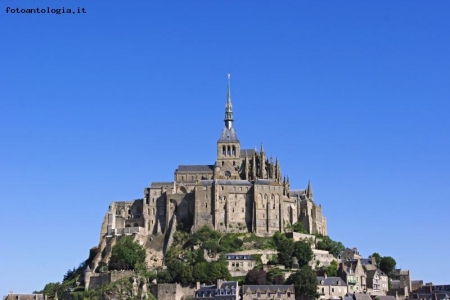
[92,75,327,269]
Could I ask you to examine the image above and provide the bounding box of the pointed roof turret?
[306,180,313,199]
[224,73,233,129]
[218,74,239,143]
[260,142,265,153]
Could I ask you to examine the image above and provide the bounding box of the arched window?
[223,146,226,155]
[152,208,155,215]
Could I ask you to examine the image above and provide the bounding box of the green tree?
[166,259,185,282]
[108,236,146,271]
[371,252,381,266]
[267,267,285,285]
[289,222,308,234]
[181,265,193,283]
[293,241,313,268]
[379,256,396,277]
[286,265,319,300]
[275,236,295,268]
[245,268,267,285]
[325,260,338,277]
[316,236,344,258]
[193,262,209,283]
[157,269,172,283]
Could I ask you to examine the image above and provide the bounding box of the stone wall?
[88,270,134,290]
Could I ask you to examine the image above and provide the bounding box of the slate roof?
[255,179,279,185]
[177,165,215,173]
[317,276,347,286]
[150,182,173,188]
[215,179,252,186]
[194,281,238,299]
[353,293,372,300]
[199,180,214,186]
[225,254,255,260]
[366,269,386,279]
[290,190,306,197]
[240,149,256,157]
[377,296,398,300]
[360,258,373,265]
[218,127,239,142]
[243,285,294,293]
[343,295,353,300]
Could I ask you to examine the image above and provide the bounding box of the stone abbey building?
[93,76,327,269]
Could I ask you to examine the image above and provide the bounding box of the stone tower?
[215,74,241,180]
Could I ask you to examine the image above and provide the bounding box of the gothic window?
[206,203,208,208]
[227,146,231,155]
[223,146,226,155]
[148,208,150,214]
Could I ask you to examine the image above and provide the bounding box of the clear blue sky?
[1,0,449,294]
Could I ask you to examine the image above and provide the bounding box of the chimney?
[196,282,200,290]
[324,272,328,279]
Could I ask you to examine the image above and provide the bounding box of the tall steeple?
[224,73,233,129]
[306,180,314,199]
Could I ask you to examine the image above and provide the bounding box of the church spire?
[224,74,233,129]
[306,180,314,199]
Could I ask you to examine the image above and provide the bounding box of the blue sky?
[1,0,449,294]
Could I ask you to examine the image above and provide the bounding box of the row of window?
[221,145,238,156]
